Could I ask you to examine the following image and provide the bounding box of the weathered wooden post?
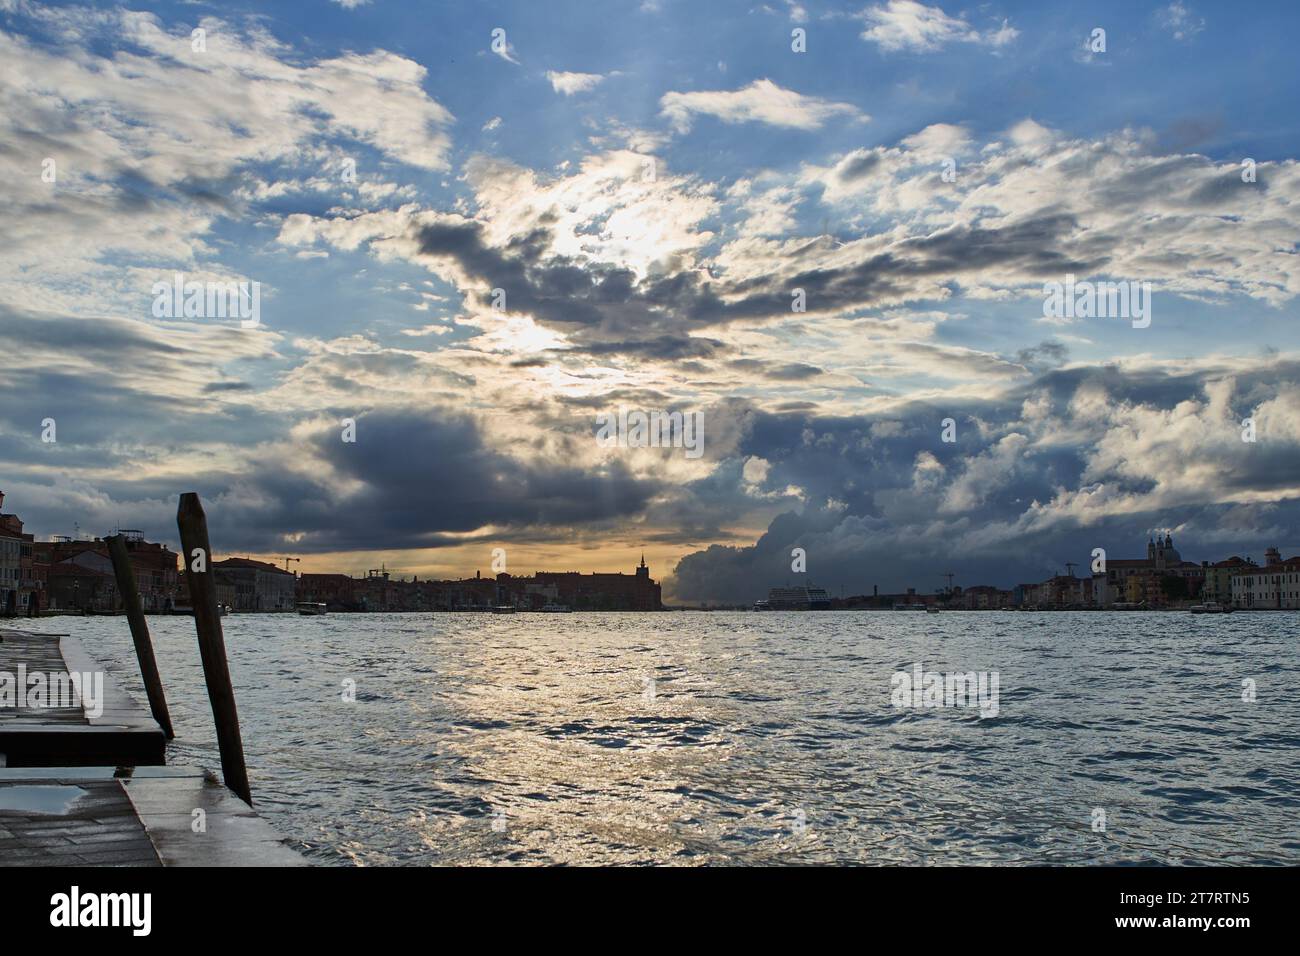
[105,534,175,740]
[176,492,252,805]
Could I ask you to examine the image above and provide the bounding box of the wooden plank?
[0,767,307,867]
[1,627,305,866]
[0,776,161,867]
[0,628,165,767]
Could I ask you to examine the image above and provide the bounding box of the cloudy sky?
[2,0,1298,602]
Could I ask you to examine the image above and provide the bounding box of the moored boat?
[296,602,327,616]
[491,605,515,614]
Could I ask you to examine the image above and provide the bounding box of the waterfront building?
[0,492,43,614]
[1230,550,1300,609]
[355,567,402,612]
[531,556,663,611]
[0,508,24,614]
[1032,574,1096,608]
[212,557,296,611]
[290,563,662,612]
[958,585,1015,609]
[46,561,117,612]
[1093,534,1204,606]
[32,531,179,612]
[112,531,179,612]
[1124,569,1172,608]
[431,574,497,610]
[827,586,943,609]
[1201,556,1254,606]
[173,568,239,612]
[297,573,359,611]
[30,555,48,613]
[215,576,237,611]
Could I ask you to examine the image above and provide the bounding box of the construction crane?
[941,572,956,594]
[281,557,300,572]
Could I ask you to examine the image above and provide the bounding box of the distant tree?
[1160,575,1188,600]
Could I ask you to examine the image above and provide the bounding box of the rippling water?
[15,611,1300,865]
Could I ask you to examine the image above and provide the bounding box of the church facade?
[1093,534,1206,607]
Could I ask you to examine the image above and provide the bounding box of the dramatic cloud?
[2,2,1297,599]
[204,409,667,552]
[669,359,1300,602]
[0,7,454,317]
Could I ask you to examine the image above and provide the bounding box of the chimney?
[873,584,878,597]
[0,490,5,510]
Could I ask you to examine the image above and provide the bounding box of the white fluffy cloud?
[659,79,867,133]
[858,1,1018,53]
[545,70,606,95]
[0,8,455,317]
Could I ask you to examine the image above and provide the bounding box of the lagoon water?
[17,611,1299,865]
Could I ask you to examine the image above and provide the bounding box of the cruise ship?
[756,585,832,611]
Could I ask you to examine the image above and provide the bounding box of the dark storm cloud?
[730,359,823,381]
[190,408,666,553]
[890,214,1103,276]
[1,309,185,358]
[1032,361,1269,411]
[573,336,726,360]
[667,361,1300,602]
[769,363,823,381]
[4,406,665,553]
[410,212,1106,357]
[670,495,1300,605]
[1015,340,1069,371]
[836,149,882,182]
[0,308,286,474]
[0,366,276,458]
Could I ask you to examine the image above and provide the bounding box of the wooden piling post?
[105,534,175,740]
[176,492,252,805]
